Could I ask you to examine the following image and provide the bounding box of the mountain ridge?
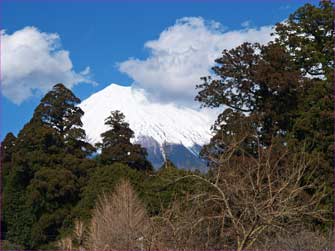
[79,83,215,169]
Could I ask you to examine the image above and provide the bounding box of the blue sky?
[1,0,319,140]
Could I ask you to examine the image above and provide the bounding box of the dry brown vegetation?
[58,137,332,251]
[148,135,330,250]
[58,179,151,250]
[87,179,152,250]
[255,226,333,250]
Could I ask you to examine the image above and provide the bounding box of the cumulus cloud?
[1,26,96,104]
[119,17,274,106]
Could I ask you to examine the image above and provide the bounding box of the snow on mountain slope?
[79,83,215,168]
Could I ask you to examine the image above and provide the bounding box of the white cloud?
[119,17,274,107]
[241,20,251,28]
[1,26,96,104]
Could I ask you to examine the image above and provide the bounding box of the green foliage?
[33,83,95,158]
[196,1,333,228]
[75,161,203,222]
[274,1,333,164]
[1,132,17,164]
[276,1,334,223]
[196,41,301,148]
[142,164,205,215]
[196,0,333,160]
[29,208,72,248]
[2,170,35,247]
[96,110,152,171]
[27,168,79,217]
[1,240,25,250]
[75,163,145,220]
[2,84,96,249]
[1,2,333,248]
[275,1,333,77]
[1,133,18,236]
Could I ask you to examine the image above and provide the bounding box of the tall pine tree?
[33,83,95,157]
[3,83,95,248]
[96,110,152,171]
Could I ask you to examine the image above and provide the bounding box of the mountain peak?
[107,83,131,91]
[80,83,214,169]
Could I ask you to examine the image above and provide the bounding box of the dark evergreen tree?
[96,110,152,171]
[33,83,95,158]
[1,132,17,194]
[2,83,96,249]
[199,108,258,167]
[196,1,333,154]
[1,132,17,164]
[196,1,333,227]
[196,41,301,149]
[274,0,334,165]
[275,1,334,221]
[74,163,144,220]
[27,167,79,247]
[2,170,35,246]
[275,1,333,78]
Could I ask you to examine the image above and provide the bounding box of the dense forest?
[1,1,333,250]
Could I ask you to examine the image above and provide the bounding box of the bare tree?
[151,197,226,250]
[86,179,152,250]
[57,237,73,251]
[255,225,333,250]
[57,220,85,250]
[170,135,327,250]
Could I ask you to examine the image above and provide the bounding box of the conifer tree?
[275,1,334,219]
[96,110,152,171]
[196,1,333,226]
[196,41,301,149]
[3,83,95,248]
[33,83,95,157]
[1,132,17,164]
[275,1,333,78]
[1,132,17,240]
[196,1,333,155]
[1,132,17,187]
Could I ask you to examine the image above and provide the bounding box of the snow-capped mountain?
[79,83,215,170]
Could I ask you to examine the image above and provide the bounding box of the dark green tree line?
[2,84,96,249]
[1,86,155,249]
[196,1,333,226]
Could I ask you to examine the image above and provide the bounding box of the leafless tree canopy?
[87,179,151,250]
[150,135,329,251]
